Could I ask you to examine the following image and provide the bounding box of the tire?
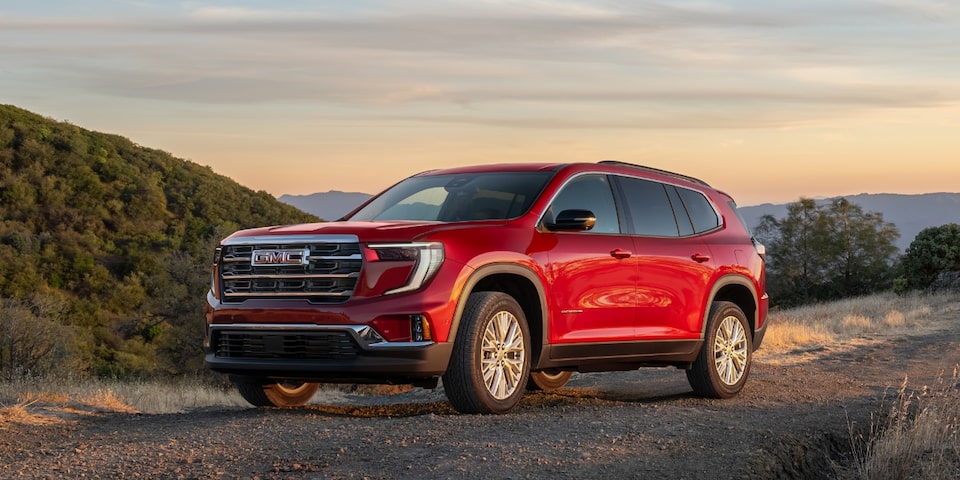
[686,301,753,399]
[527,370,573,391]
[234,379,320,407]
[443,292,531,414]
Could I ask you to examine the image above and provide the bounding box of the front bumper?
[205,323,453,383]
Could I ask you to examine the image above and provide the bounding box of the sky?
[2,0,959,206]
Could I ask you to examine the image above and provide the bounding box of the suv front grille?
[215,331,359,359]
[219,239,362,303]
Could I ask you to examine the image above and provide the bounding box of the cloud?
[2,1,959,130]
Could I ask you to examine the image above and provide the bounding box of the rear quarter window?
[678,188,721,233]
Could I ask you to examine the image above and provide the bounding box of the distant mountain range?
[278,190,960,252]
[278,191,373,221]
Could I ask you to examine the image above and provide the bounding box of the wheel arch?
[703,275,759,340]
[449,263,549,367]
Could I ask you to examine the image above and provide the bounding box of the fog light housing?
[411,314,432,342]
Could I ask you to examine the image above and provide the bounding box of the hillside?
[0,105,319,379]
[738,193,960,251]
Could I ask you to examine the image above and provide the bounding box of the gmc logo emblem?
[251,249,309,266]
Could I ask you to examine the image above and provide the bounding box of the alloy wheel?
[714,315,748,386]
[481,310,526,400]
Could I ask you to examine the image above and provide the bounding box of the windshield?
[347,171,554,222]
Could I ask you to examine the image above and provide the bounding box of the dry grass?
[0,377,408,424]
[849,370,960,480]
[1,401,38,426]
[759,290,960,480]
[754,291,960,478]
[92,379,251,413]
[0,399,65,428]
[0,376,250,424]
[758,291,960,365]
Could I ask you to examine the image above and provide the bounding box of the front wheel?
[686,301,752,399]
[234,379,320,407]
[443,292,531,414]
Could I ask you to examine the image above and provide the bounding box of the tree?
[754,198,899,307]
[754,198,830,305]
[821,198,900,297]
[896,223,960,291]
[0,296,85,379]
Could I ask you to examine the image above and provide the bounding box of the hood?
[223,220,505,244]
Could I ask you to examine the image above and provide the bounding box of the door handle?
[691,253,710,263]
[610,249,632,259]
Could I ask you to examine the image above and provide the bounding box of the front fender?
[446,262,550,359]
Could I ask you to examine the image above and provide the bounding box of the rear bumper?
[753,292,770,350]
[752,318,767,351]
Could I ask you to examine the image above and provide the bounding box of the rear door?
[614,176,720,340]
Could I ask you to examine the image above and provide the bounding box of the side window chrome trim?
[536,169,725,238]
[612,173,724,238]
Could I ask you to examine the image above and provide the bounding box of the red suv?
[205,161,768,413]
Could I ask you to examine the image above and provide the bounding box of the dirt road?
[3,327,959,480]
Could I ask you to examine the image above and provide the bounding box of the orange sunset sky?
[2,1,958,206]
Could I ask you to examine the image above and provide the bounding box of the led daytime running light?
[368,242,444,294]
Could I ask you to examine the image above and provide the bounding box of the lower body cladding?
[204,323,453,386]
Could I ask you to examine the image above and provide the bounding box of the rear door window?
[665,186,695,236]
[617,177,681,237]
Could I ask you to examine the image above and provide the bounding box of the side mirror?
[545,209,597,231]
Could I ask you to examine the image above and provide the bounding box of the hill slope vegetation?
[0,105,318,379]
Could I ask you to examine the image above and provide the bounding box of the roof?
[413,160,711,188]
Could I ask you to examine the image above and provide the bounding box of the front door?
[532,174,638,344]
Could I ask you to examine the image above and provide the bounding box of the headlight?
[210,246,223,298]
[366,242,444,295]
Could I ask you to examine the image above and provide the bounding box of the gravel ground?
[3,327,959,480]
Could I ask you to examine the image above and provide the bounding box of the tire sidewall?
[704,302,752,397]
[264,381,320,407]
[528,370,573,391]
[445,291,531,414]
[234,379,320,407]
[471,293,530,412]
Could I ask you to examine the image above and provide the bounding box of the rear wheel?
[234,379,320,407]
[527,370,573,391]
[687,301,752,398]
[443,292,531,414]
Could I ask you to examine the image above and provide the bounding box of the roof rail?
[597,160,710,186]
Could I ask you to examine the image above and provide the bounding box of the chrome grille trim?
[224,291,352,298]
[218,235,362,303]
[224,273,359,280]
